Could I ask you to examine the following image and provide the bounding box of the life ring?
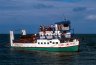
[66,43,69,47]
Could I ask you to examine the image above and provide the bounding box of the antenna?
[62,15,68,21]
[64,18,67,21]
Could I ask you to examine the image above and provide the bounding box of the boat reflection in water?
[10,47,79,65]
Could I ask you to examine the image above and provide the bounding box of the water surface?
[0,34,96,65]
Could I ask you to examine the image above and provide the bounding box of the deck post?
[10,31,14,46]
[22,30,26,35]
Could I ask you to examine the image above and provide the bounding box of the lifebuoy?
[66,43,69,47]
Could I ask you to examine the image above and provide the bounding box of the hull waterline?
[11,45,79,52]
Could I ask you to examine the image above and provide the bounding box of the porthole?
[47,42,49,44]
[38,42,40,44]
[53,42,55,44]
[44,42,46,44]
[56,42,58,44]
[41,42,43,44]
[50,41,52,43]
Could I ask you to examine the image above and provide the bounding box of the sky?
[0,0,96,34]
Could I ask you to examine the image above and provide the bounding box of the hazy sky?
[0,0,96,34]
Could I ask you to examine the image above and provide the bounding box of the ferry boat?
[10,19,79,52]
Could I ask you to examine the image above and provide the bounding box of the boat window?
[38,42,40,44]
[44,42,46,44]
[41,42,43,44]
[47,42,49,44]
[47,34,48,36]
[56,42,58,44]
[53,42,55,44]
[50,41,52,43]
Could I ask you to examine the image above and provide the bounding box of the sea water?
[0,34,96,65]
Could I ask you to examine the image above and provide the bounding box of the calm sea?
[0,34,96,65]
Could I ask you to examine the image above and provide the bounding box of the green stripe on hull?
[12,46,79,52]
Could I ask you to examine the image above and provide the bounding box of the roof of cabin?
[55,20,70,25]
